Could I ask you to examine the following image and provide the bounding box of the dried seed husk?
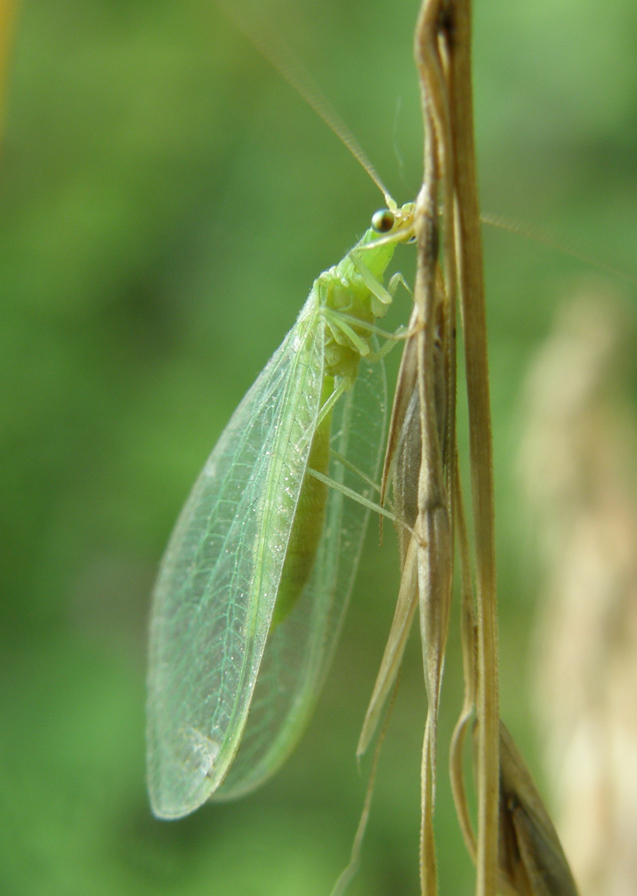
[472,722,580,896]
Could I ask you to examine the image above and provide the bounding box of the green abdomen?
[270,381,333,628]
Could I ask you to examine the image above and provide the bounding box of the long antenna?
[481,211,637,288]
[219,2,395,207]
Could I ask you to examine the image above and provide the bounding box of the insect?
[146,192,416,818]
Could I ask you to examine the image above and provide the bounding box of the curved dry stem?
[449,452,478,862]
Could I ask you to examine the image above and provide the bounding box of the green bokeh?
[1,1,636,894]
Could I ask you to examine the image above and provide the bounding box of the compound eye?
[371,208,395,233]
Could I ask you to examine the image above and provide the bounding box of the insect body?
[147,203,415,819]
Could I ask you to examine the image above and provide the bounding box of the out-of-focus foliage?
[518,289,637,896]
[1,1,635,894]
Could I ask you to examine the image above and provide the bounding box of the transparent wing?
[214,352,387,799]
[147,309,324,819]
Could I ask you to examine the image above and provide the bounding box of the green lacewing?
[147,202,415,819]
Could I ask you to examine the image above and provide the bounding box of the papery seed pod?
[487,722,580,896]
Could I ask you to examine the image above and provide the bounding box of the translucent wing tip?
[147,722,224,819]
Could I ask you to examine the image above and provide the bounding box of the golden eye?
[371,208,395,233]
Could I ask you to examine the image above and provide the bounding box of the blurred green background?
[1,0,636,894]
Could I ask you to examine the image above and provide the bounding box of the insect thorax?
[318,265,378,384]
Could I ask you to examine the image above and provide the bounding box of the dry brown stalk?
[397,3,581,894]
[358,4,582,893]
[412,1,500,892]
